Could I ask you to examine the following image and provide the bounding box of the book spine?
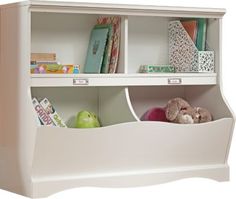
[32,98,54,126]
[40,98,67,128]
[101,31,113,73]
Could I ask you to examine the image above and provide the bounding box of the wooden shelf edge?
[30,73,217,87]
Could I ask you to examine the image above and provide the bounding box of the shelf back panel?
[128,16,170,73]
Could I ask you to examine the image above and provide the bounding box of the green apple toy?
[75,110,101,128]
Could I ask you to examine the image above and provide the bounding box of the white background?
[0,0,236,198]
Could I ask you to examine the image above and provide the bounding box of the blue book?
[84,27,109,73]
[94,24,113,74]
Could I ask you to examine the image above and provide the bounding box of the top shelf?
[30,73,217,87]
[26,1,226,18]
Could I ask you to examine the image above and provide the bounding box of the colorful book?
[181,20,198,44]
[31,53,56,62]
[32,98,54,126]
[97,16,121,73]
[95,24,114,73]
[84,27,109,73]
[40,98,67,128]
[196,18,207,51]
[31,64,80,74]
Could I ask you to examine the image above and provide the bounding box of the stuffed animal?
[192,107,212,123]
[75,110,101,128]
[141,107,168,122]
[165,97,212,124]
[165,97,194,124]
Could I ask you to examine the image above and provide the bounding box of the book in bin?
[196,18,207,51]
[40,98,67,128]
[181,18,207,51]
[84,27,109,73]
[32,98,54,126]
[181,20,198,44]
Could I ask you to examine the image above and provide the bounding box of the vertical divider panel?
[207,18,220,80]
[99,87,138,126]
[125,87,140,121]
[117,16,128,73]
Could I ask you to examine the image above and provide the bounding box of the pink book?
[97,16,121,73]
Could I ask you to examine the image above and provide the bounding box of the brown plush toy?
[165,97,212,124]
[192,107,212,123]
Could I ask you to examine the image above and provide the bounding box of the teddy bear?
[165,97,212,124]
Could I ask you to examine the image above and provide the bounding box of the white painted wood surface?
[31,73,217,86]
[33,119,233,174]
[0,3,36,196]
[28,1,225,18]
[32,164,229,198]
[32,119,233,197]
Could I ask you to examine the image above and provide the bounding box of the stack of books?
[30,53,80,74]
[32,98,67,128]
[181,18,207,51]
[84,16,121,74]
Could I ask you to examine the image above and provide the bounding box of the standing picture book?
[94,24,114,73]
[32,98,54,126]
[97,16,121,73]
[40,98,67,128]
[84,27,109,73]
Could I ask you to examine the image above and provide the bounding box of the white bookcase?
[0,1,235,198]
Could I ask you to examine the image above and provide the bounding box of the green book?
[84,27,109,73]
[196,18,207,51]
[94,24,113,73]
[139,65,175,73]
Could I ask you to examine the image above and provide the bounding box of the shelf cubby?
[31,86,137,127]
[128,85,232,120]
[127,16,219,74]
[31,12,127,73]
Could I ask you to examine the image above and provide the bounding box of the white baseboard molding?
[32,164,229,198]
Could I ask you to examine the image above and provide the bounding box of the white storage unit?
[0,1,235,198]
